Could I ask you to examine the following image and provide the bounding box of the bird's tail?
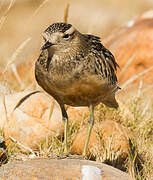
[102,86,121,109]
[102,95,119,108]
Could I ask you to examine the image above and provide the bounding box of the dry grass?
[0,1,153,180]
[4,90,152,179]
[0,0,15,30]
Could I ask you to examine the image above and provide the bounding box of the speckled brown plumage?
[35,22,120,157]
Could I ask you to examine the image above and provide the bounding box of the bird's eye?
[63,34,70,39]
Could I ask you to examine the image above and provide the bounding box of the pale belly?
[36,69,115,106]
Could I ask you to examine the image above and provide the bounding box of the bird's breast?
[35,52,117,106]
[36,68,114,106]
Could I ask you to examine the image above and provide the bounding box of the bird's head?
[41,23,83,52]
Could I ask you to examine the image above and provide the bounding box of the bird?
[35,22,120,158]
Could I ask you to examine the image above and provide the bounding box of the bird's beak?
[41,41,54,50]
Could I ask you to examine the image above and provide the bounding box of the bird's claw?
[49,154,87,160]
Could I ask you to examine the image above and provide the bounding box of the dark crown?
[45,23,72,34]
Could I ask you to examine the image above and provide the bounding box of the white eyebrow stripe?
[65,26,75,34]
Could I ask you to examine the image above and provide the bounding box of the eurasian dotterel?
[35,22,120,157]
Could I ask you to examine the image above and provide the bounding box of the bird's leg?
[59,104,68,155]
[48,98,55,122]
[82,105,94,158]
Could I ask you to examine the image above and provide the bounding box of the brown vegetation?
[0,1,153,179]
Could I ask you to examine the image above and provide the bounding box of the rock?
[0,158,130,180]
[103,10,153,85]
[67,106,89,123]
[0,91,63,150]
[116,83,153,128]
[71,120,133,169]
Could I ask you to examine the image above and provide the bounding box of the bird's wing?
[85,34,119,85]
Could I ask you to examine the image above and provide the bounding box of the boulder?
[103,10,153,85]
[71,120,133,169]
[67,106,89,123]
[0,91,63,150]
[0,158,130,180]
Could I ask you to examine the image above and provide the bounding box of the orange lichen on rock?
[0,91,63,149]
[103,11,153,84]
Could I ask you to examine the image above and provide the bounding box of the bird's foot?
[65,154,87,160]
[48,154,69,160]
[49,154,87,160]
